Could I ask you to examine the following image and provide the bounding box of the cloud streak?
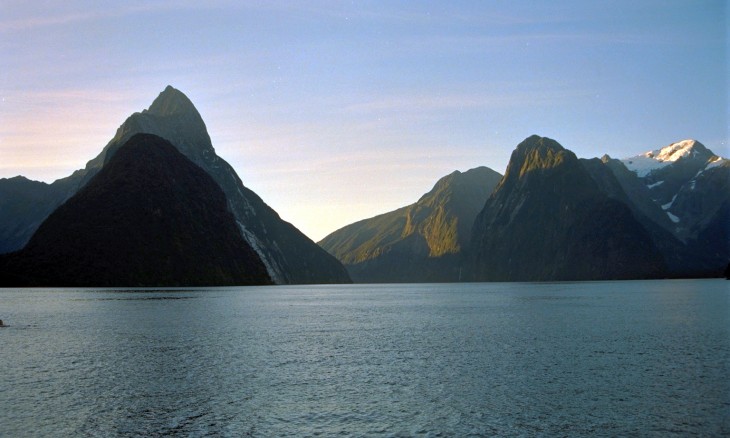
[0,2,195,32]
[344,88,593,114]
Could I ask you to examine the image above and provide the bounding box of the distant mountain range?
[321,136,728,281]
[0,86,350,285]
[1,86,726,285]
[0,134,272,286]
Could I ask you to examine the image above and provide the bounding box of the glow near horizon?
[0,1,727,242]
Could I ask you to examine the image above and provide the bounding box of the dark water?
[1,280,728,436]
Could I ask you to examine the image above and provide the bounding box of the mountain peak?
[620,139,716,178]
[514,135,566,154]
[146,85,200,117]
[504,135,575,180]
[646,139,704,161]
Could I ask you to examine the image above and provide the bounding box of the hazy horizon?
[1,1,726,241]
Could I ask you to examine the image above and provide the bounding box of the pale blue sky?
[0,1,727,240]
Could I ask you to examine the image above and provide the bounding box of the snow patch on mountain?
[647,180,664,189]
[621,139,698,177]
[705,156,727,171]
[662,195,677,210]
[236,220,284,284]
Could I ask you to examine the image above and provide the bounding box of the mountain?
[621,140,715,202]
[619,139,729,241]
[319,166,502,282]
[469,135,667,281]
[580,156,690,273]
[592,139,730,277]
[682,199,730,277]
[0,134,272,287]
[670,159,730,240]
[0,176,68,254]
[591,155,677,233]
[0,86,350,284]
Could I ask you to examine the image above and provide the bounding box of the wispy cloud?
[0,11,97,32]
[1,88,141,104]
[344,88,593,114]
[0,2,200,32]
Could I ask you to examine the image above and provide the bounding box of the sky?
[0,1,727,241]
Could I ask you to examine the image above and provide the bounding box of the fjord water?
[1,281,727,436]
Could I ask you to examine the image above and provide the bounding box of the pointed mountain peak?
[85,85,212,173]
[506,135,576,179]
[646,139,706,162]
[146,85,200,117]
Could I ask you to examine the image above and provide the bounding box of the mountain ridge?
[1,87,726,282]
[320,134,726,281]
[319,166,502,282]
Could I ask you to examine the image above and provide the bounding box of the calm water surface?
[1,280,728,436]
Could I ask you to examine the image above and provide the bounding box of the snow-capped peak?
[651,139,697,162]
[621,139,700,177]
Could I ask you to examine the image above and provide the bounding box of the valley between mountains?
[1,87,727,286]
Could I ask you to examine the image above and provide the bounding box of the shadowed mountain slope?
[0,134,272,287]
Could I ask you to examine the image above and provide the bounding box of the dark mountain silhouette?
[682,199,730,277]
[580,157,690,274]
[469,135,667,281]
[0,176,68,254]
[665,159,730,242]
[591,155,677,233]
[319,167,502,282]
[0,134,272,287]
[0,86,350,284]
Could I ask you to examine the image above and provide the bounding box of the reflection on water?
[1,280,728,436]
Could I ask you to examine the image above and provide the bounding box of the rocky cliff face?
[0,86,351,284]
[0,134,272,287]
[469,135,666,281]
[319,166,502,282]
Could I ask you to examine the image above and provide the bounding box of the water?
[1,280,728,436]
